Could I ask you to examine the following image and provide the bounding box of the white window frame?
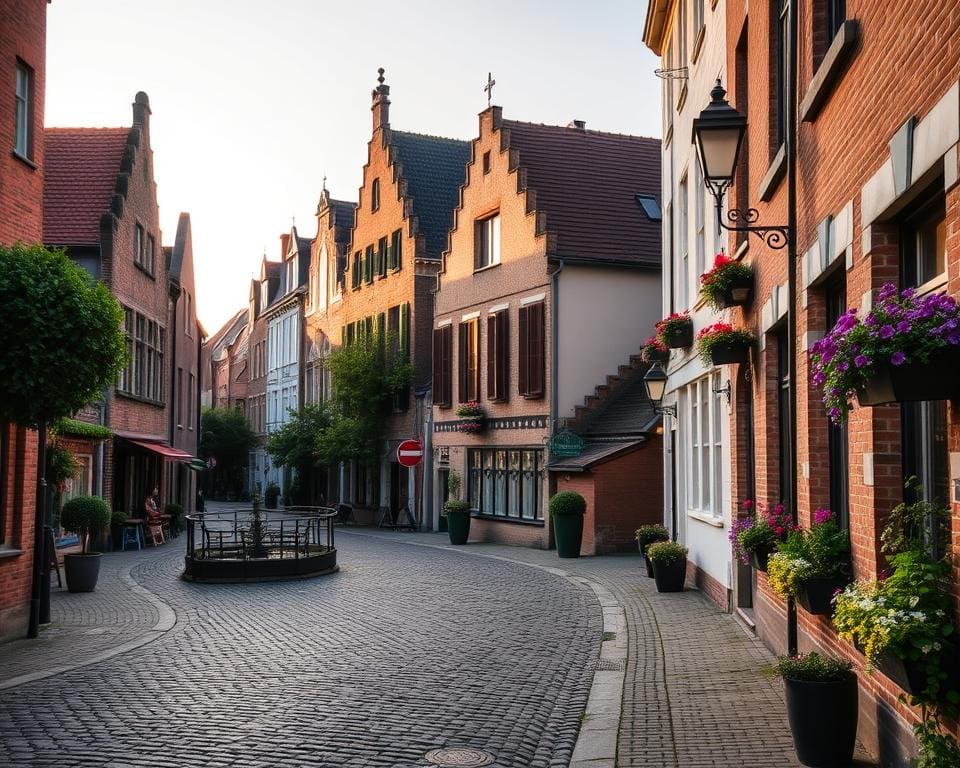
[14,61,31,158]
[677,173,689,309]
[475,213,501,270]
[695,162,705,282]
[684,375,724,519]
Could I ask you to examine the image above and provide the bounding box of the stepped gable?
[390,131,471,258]
[502,119,661,267]
[43,127,129,245]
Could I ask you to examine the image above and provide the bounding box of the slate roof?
[503,120,661,267]
[330,199,356,238]
[43,127,129,245]
[391,131,471,258]
[168,213,191,282]
[579,368,660,439]
[549,440,645,471]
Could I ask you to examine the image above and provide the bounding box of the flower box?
[700,254,754,310]
[456,402,486,433]
[708,340,751,365]
[858,348,960,406]
[716,274,754,308]
[749,544,774,572]
[656,314,693,349]
[872,640,960,696]
[640,336,670,364]
[796,576,846,616]
[696,323,754,367]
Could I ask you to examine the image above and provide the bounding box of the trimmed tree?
[0,243,126,634]
[200,406,257,499]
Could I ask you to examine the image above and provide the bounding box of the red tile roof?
[43,127,129,245]
[502,120,661,268]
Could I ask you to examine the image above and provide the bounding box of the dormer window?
[635,194,662,221]
[261,281,269,308]
[371,178,381,212]
[285,257,297,293]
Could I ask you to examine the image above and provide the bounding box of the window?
[285,256,297,293]
[774,0,789,149]
[901,190,946,291]
[475,213,501,269]
[777,328,792,505]
[518,302,545,398]
[146,234,155,274]
[364,245,374,284]
[176,368,184,427]
[483,151,491,174]
[134,224,145,268]
[371,178,380,212]
[333,247,345,297]
[388,229,403,271]
[678,174,689,309]
[693,0,704,37]
[351,251,362,290]
[825,275,849,530]
[487,310,509,402]
[433,325,453,407]
[184,293,193,337]
[14,61,32,159]
[636,194,662,221]
[458,318,480,403]
[901,400,949,558]
[377,237,388,278]
[468,448,543,520]
[686,375,724,517]
[117,308,164,404]
[261,281,269,309]
[188,373,195,429]
[827,0,846,41]
[694,163,705,280]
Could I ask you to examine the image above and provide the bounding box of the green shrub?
[60,495,110,553]
[772,652,853,683]
[635,524,669,553]
[549,491,587,517]
[264,482,281,509]
[646,540,687,565]
[110,509,128,528]
[165,503,184,536]
[443,499,470,515]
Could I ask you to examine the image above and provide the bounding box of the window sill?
[471,512,545,527]
[914,272,948,297]
[0,546,24,559]
[521,393,545,400]
[687,510,724,528]
[473,262,501,275]
[115,390,165,408]
[11,150,37,170]
[758,144,787,202]
[799,20,859,123]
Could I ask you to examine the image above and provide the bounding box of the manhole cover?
[424,747,495,767]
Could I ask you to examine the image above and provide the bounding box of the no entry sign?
[397,439,424,468]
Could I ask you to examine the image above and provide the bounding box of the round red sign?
[396,439,424,468]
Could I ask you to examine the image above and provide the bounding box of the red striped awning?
[126,439,194,460]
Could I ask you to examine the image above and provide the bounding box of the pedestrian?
[144,487,161,522]
[196,488,205,513]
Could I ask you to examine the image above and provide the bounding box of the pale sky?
[46,0,661,334]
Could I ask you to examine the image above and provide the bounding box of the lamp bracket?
[712,381,732,405]
[709,187,789,250]
[654,67,689,80]
[655,404,677,419]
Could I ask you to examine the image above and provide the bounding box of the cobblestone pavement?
[0,528,598,767]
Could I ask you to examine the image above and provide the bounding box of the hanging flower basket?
[811,283,960,423]
[696,323,754,366]
[640,336,670,364]
[699,253,754,310]
[656,313,693,349]
[456,402,486,433]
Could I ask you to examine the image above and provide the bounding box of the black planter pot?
[554,513,584,558]
[784,674,858,767]
[64,552,103,593]
[749,543,775,572]
[858,349,960,406]
[662,324,694,349]
[637,534,669,577]
[643,348,671,364]
[652,557,686,592]
[715,274,754,308]
[797,577,846,616]
[708,340,751,365]
[447,508,471,545]
[643,554,655,578]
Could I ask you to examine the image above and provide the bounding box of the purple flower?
[878,283,897,301]
[890,351,906,366]
[878,324,895,339]
[901,288,916,299]
[854,354,870,368]
[896,320,910,333]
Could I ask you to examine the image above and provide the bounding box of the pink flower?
[813,508,833,525]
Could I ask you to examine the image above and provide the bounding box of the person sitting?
[144,487,165,545]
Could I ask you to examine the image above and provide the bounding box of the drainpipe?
[169,287,180,446]
[786,0,800,657]
[550,260,565,435]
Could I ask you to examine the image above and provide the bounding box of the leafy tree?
[200,407,257,497]
[0,243,126,427]
[266,402,333,468]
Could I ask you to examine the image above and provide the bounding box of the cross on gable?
[484,72,496,107]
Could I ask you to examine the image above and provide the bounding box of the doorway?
[437,468,449,532]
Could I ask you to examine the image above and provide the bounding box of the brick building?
[0,0,47,642]
[44,93,199,519]
[336,71,470,524]
[202,309,248,411]
[246,257,280,497]
[430,106,662,550]
[647,0,960,762]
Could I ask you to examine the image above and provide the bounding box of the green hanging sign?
[548,429,585,458]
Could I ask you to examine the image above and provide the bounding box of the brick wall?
[0,425,38,641]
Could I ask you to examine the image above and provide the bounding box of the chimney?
[567,119,586,130]
[280,233,291,257]
[371,67,390,132]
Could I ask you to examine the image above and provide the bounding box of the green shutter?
[400,303,410,356]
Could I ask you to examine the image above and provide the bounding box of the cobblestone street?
[0,526,875,768]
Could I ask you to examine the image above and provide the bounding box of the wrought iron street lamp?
[692,80,790,250]
[642,363,676,418]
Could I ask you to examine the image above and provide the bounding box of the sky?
[46,0,662,334]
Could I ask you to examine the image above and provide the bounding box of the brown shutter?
[497,310,509,402]
[433,328,445,407]
[458,322,468,403]
[487,314,497,400]
[530,302,545,397]
[518,306,529,396]
[442,326,453,407]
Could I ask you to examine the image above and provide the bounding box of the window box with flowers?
[640,336,670,364]
[696,323,754,366]
[699,253,754,310]
[456,401,486,433]
[729,499,795,572]
[810,283,960,424]
[766,509,850,615]
[656,312,693,349]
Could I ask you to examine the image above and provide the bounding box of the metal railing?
[185,507,336,561]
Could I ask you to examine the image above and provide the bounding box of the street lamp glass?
[691,80,747,187]
[643,364,668,405]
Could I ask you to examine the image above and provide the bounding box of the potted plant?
[699,253,754,309]
[810,283,960,424]
[696,322,754,366]
[164,502,184,537]
[729,499,794,572]
[456,401,486,433]
[549,491,586,558]
[443,470,471,545]
[773,653,858,768]
[60,495,111,593]
[766,509,850,614]
[656,312,693,349]
[636,524,669,577]
[647,540,687,592]
[640,336,670,364]
[264,482,280,509]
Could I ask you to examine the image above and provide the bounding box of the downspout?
[169,287,180,445]
[786,0,800,657]
[550,260,565,433]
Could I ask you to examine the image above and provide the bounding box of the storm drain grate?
[424,747,495,767]
[595,659,625,671]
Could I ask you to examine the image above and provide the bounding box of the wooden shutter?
[487,315,497,400]
[394,230,402,271]
[458,322,468,402]
[487,311,509,401]
[433,328,446,407]
[469,320,480,401]
[442,325,452,407]
[529,302,545,397]
[400,303,410,356]
[518,306,529,396]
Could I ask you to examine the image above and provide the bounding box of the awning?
[185,459,208,472]
[126,439,194,460]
